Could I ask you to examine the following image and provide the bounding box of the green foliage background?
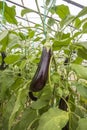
[0,0,87,130]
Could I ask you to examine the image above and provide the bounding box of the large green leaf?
[0,2,17,24]
[37,108,69,130]
[76,118,87,130]
[53,4,70,19]
[71,64,87,80]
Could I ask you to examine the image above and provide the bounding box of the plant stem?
[35,0,44,29]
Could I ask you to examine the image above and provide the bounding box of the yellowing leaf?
[37,108,69,130]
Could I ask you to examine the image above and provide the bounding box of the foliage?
[0,0,87,130]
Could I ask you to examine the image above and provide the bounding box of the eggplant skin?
[29,47,52,92]
[59,96,69,130]
[0,52,8,70]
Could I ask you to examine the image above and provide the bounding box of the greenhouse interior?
[0,0,87,130]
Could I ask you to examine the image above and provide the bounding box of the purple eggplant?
[0,52,8,70]
[30,47,52,92]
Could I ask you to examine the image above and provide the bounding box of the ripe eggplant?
[59,96,69,130]
[29,47,52,100]
[0,52,8,70]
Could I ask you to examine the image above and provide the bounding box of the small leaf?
[60,15,75,28]
[21,8,34,17]
[76,84,87,99]
[76,41,87,50]
[71,64,87,80]
[28,29,35,38]
[77,7,87,18]
[47,17,55,26]
[74,18,81,29]
[46,0,50,6]
[73,57,83,64]
[78,48,87,60]
[31,99,48,109]
[53,38,70,50]
[76,118,87,130]
[4,54,21,64]
[0,30,8,42]
[83,22,87,31]
[0,30,9,50]
[37,108,69,130]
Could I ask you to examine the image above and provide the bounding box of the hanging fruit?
[29,46,52,101]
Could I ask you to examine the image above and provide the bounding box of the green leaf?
[28,29,35,38]
[2,95,16,130]
[74,18,81,29]
[83,22,87,31]
[53,38,70,50]
[46,0,50,6]
[76,118,87,130]
[0,2,17,24]
[78,48,87,60]
[4,54,21,64]
[69,113,79,130]
[71,64,87,80]
[34,37,42,42]
[75,105,87,118]
[73,57,83,64]
[0,71,15,100]
[76,41,87,50]
[0,30,8,42]
[0,30,9,50]
[77,7,87,18]
[21,8,34,17]
[76,84,87,99]
[8,85,28,130]
[31,99,48,109]
[60,15,75,28]
[13,108,38,130]
[37,108,69,130]
[54,4,70,19]
[47,17,55,26]
[11,78,24,91]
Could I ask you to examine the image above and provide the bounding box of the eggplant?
[59,96,68,111]
[29,47,52,100]
[64,58,69,66]
[59,96,69,130]
[0,52,8,70]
